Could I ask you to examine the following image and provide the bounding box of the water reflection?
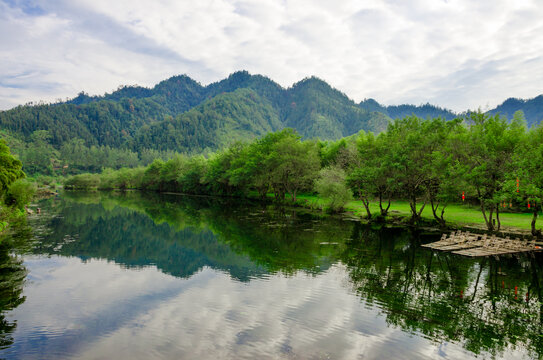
[0,220,30,350]
[0,191,541,359]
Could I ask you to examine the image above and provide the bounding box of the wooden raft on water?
[422,230,543,257]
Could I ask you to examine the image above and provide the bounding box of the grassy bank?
[294,194,541,233]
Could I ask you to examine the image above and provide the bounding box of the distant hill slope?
[284,78,388,138]
[131,88,282,153]
[487,95,543,127]
[1,71,541,155]
[0,71,390,153]
[359,98,457,120]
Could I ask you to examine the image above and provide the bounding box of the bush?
[5,179,37,209]
[314,166,352,212]
[64,173,100,190]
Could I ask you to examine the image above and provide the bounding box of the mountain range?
[1,70,542,154]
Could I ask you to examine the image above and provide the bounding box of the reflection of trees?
[37,191,351,280]
[343,223,543,358]
[38,192,543,357]
[0,228,29,350]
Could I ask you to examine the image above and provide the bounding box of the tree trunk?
[379,193,391,216]
[357,190,372,219]
[362,199,372,219]
[495,203,501,231]
[532,206,542,237]
[430,197,446,228]
[410,195,425,224]
[480,201,494,231]
[409,195,418,223]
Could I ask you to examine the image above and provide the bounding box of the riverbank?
[63,187,543,237]
[293,194,541,236]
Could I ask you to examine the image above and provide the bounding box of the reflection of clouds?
[3,257,529,359]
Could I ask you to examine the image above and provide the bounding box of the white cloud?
[1,0,542,111]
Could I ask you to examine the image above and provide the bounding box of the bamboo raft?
[422,230,543,257]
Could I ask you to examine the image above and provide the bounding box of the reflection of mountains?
[35,192,350,280]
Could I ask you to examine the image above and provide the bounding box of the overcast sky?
[1,0,542,112]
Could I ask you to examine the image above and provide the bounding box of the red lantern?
[516,178,520,192]
[462,191,465,201]
[528,202,531,209]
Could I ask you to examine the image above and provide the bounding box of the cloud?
[0,0,542,112]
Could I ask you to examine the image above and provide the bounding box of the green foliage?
[360,98,457,121]
[0,140,24,194]
[50,114,543,233]
[5,179,36,209]
[462,111,525,231]
[131,88,283,153]
[488,96,543,127]
[0,72,391,176]
[315,166,352,212]
[64,173,101,190]
[284,77,389,139]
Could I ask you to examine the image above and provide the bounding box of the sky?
[1,0,542,112]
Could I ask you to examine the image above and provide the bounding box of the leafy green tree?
[462,111,525,231]
[204,142,247,196]
[424,119,467,227]
[383,116,451,223]
[178,156,208,194]
[507,117,543,236]
[5,179,36,209]
[315,166,352,212]
[0,140,24,195]
[347,131,398,218]
[141,159,164,190]
[266,130,320,202]
[64,173,100,189]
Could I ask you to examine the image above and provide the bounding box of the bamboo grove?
[64,110,543,236]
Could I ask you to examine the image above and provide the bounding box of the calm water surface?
[0,191,542,359]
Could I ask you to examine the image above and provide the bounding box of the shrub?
[314,166,352,212]
[5,179,37,209]
[64,173,100,190]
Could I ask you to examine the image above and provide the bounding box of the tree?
[0,140,24,195]
[315,166,352,212]
[462,111,524,231]
[266,131,320,202]
[383,116,451,224]
[508,115,543,237]
[5,179,36,209]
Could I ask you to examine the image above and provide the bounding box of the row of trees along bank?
[64,111,543,236]
[0,140,37,234]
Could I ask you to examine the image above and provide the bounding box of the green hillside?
[1,70,541,176]
[488,95,543,127]
[0,71,391,157]
[359,98,457,120]
[131,88,282,153]
[284,77,388,139]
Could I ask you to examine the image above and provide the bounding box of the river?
[0,191,541,359]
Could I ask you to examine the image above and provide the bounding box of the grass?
[293,194,541,232]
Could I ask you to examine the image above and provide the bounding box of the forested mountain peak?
[288,76,352,104]
[359,98,458,120]
[2,70,543,174]
[488,95,543,127]
[153,74,205,95]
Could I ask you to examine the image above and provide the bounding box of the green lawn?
[294,194,541,232]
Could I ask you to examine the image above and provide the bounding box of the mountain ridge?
[1,71,542,156]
